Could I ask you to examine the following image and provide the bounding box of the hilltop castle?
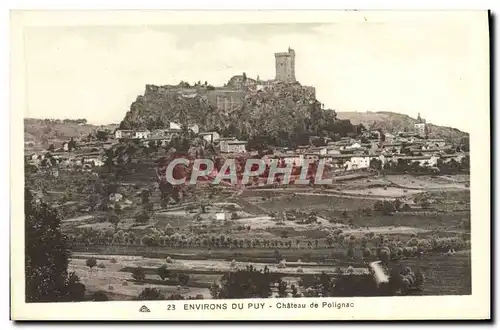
[143,48,315,113]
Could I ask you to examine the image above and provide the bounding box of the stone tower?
[414,113,428,138]
[275,47,296,83]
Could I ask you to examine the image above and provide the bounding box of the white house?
[114,129,134,139]
[394,155,439,167]
[199,131,221,143]
[308,146,327,156]
[326,147,341,155]
[350,155,370,169]
[221,140,247,153]
[346,142,362,150]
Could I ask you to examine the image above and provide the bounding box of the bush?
[91,291,109,301]
[178,273,190,286]
[134,210,150,224]
[132,267,146,282]
[98,263,106,269]
[86,257,97,270]
[110,258,117,264]
[137,287,165,300]
[157,264,170,281]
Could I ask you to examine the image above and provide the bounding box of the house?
[296,145,309,153]
[115,129,134,139]
[346,142,362,150]
[326,147,341,156]
[272,152,304,167]
[350,155,370,169]
[141,136,172,147]
[221,140,247,153]
[381,143,403,154]
[440,153,467,163]
[199,131,221,143]
[328,154,355,170]
[384,133,395,144]
[426,139,447,148]
[393,155,439,167]
[308,146,327,156]
[133,130,151,139]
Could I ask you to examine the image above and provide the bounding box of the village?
[25,112,469,178]
[23,48,471,302]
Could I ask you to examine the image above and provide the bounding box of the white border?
[7,7,492,322]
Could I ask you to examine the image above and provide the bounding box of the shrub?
[137,287,165,300]
[91,291,109,301]
[110,258,117,264]
[132,267,146,282]
[98,263,106,269]
[108,285,114,290]
[122,281,128,286]
[157,264,170,281]
[86,257,97,270]
[178,273,190,286]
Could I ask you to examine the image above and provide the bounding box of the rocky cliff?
[119,82,358,147]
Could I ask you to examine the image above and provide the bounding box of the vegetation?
[137,287,165,300]
[25,188,86,302]
[119,84,364,148]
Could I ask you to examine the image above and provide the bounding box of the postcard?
[10,10,490,321]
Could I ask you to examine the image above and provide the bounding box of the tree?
[96,130,109,141]
[178,273,190,286]
[48,143,55,152]
[276,279,288,298]
[213,265,275,299]
[64,272,86,301]
[134,210,150,224]
[137,287,165,300]
[107,211,120,229]
[380,248,390,263]
[86,257,97,271]
[91,291,109,301]
[157,264,170,281]
[25,188,72,302]
[68,137,78,151]
[362,247,372,259]
[132,267,146,282]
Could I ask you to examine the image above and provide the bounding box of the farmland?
[51,171,472,300]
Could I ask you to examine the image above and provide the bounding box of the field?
[68,250,471,299]
[54,172,472,300]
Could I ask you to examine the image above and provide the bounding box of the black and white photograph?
[10,10,490,321]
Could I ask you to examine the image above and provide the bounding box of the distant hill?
[24,118,118,148]
[336,111,469,143]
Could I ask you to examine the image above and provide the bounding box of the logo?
[139,305,151,312]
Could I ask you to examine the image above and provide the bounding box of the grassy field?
[389,251,471,296]
[54,171,471,299]
[70,250,471,299]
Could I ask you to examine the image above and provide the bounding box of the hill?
[119,82,362,148]
[336,111,468,143]
[24,118,118,148]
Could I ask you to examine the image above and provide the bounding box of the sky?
[22,17,488,132]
